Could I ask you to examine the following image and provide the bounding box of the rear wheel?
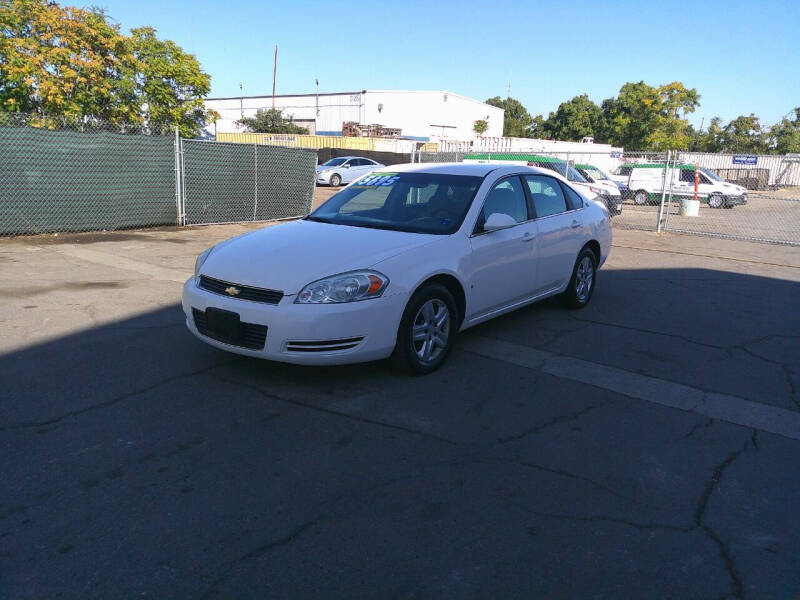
[330,173,342,187]
[633,190,649,205]
[708,193,724,209]
[560,247,597,309]
[392,283,457,374]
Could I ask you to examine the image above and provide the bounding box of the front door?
[468,176,538,319]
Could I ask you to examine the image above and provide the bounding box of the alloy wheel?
[411,299,450,364]
[575,256,594,303]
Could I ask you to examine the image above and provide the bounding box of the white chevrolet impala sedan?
[183,163,611,373]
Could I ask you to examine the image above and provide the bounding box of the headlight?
[295,270,389,304]
[589,186,605,195]
[194,247,213,280]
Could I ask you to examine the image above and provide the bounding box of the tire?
[329,173,342,187]
[708,193,724,209]
[633,190,649,206]
[392,283,458,374]
[560,247,597,309]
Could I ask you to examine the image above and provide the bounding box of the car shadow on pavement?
[1,267,799,599]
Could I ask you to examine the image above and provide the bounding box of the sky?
[96,0,800,128]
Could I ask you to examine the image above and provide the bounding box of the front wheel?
[633,190,649,205]
[329,173,342,187]
[560,248,597,309]
[392,283,458,374]
[708,193,724,209]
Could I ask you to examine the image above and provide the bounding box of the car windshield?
[583,166,610,181]
[306,172,483,234]
[530,161,588,183]
[321,158,347,167]
[700,168,723,181]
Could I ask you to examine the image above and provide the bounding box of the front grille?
[285,337,364,353]
[199,275,284,305]
[192,308,267,350]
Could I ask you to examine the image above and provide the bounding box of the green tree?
[541,94,606,142]
[0,0,130,123]
[0,0,215,135]
[472,119,488,136]
[485,96,535,137]
[768,107,800,154]
[720,114,766,153]
[689,117,724,152]
[127,27,213,137]
[237,108,308,134]
[601,81,661,150]
[646,81,700,150]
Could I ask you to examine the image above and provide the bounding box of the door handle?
[522,231,535,242]
[570,220,580,229]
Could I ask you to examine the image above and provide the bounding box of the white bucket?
[680,198,700,217]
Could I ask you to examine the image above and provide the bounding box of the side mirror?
[483,212,517,231]
[343,164,350,168]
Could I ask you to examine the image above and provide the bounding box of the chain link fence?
[416,148,800,246]
[0,119,316,236]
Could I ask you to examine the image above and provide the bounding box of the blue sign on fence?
[732,155,758,165]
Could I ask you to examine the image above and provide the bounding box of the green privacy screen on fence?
[181,140,316,225]
[0,126,176,235]
[0,125,317,236]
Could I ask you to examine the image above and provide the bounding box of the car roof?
[377,162,573,182]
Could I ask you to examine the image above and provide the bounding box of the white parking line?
[461,336,800,441]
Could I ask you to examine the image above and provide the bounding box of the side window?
[561,183,585,210]
[351,159,364,166]
[477,177,529,230]
[679,169,695,183]
[524,175,568,218]
[698,174,711,185]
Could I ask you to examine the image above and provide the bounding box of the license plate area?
[205,307,243,344]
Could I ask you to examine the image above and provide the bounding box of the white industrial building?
[203,89,505,141]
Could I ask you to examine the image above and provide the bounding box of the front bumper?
[315,171,332,185]
[604,194,623,216]
[724,193,748,206]
[182,277,406,365]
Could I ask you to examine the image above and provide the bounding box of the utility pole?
[272,45,278,110]
[507,70,512,98]
[239,82,243,119]
[315,78,320,116]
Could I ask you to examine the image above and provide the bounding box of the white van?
[613,163,748,209]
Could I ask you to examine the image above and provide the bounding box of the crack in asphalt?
[0,359,237,431]
[681,417,714,440]
[495,402,607,444]
[210,373,460,446]
[694,438,752,600]
[524,510,691,533]
[199,514,325,599]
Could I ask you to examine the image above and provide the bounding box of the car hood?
[200,219,439,294]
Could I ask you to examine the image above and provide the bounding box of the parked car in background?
[573,163,624,216]
[614,163,748,208]
[316,156,384,187]
[184,163,611,374]
[462,153,622,215]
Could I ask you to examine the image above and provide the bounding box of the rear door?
[524,175,585,294]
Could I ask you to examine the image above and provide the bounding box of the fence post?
[664,151,677,231]
[174,126,182,226]
[253,144,259,221]
[180,137,187,225]
[656,149,671,232]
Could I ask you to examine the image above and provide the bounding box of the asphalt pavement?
[1,225,799,599]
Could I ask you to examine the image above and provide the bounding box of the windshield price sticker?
[357,173,399,187]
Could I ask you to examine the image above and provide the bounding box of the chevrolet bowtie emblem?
[224,286,240,296]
